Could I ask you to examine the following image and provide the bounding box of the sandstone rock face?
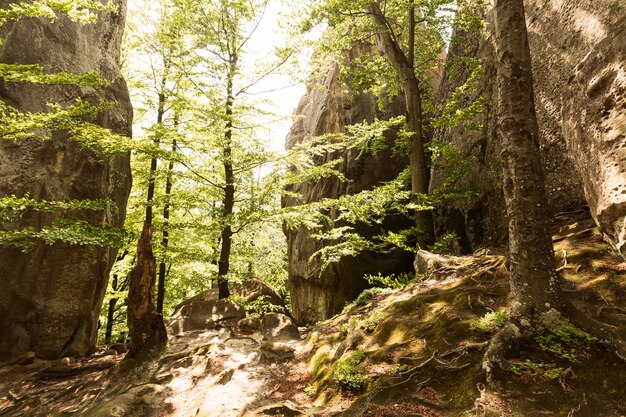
[283,47,415,324]
[432,5,599,249]
[0,2,132,360]
[531,0,626,258]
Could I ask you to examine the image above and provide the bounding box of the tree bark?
[156,135,177,314]
[494,0,561,320]
[483,0,562,382]
[368,1,435,246]
[104,275,118,345]
[127,222,167,357]
[217,53,237,300]
[105,250,129,345]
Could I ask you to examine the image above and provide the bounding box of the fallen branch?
[38,360,116,379]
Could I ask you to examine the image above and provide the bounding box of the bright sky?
[126,0,308,153]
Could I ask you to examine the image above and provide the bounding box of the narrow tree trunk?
[104,275,118,345]
[104,250,129,344]
[127,60,170,356]
[217,54,237,300]
[156,136,177,314]
[127,222,167,357]
[368,1,435,246]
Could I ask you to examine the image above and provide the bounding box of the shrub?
[333,350,368,391]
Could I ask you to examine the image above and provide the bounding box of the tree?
[298,0,462,246]
[179,0,294,299]
[483,0,625,382]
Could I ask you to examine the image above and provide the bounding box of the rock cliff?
[537,0,626,258]
[432,0,626,250]
[0,1,132,360]
[283,47,415,323]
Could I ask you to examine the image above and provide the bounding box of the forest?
[0,0,625,416]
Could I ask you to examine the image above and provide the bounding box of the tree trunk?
[104,275,118,345]
[157,136,177,314]
[368,1,435,246]
[217,54,237,300]
[495,0,561,320]
[104,250,129,345]
[483,0,563,382]
[127,222,167,357]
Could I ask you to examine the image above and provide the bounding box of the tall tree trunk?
[368,1,435,246]
[495,0,561,320]
[127,223,167,357]
[157,131,178,314]
[483,0,563,382]
[127,60,170,356]
[217,54,237,300]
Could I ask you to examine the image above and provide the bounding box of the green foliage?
[0,3,131,254]
[469,310,509,333]
[510,360,564,381]
[231,295,287,319]
[393,363,408,374]
[0,64,108,87]
[332,350,368,392]
[0,219,126,252]
[341,287,391,314]
[535,327,598,364]
[339,316,361,336]
[362,312,383,333]
[364,272,417,290]
[428,233,459,254]
[0,194,112,223]
[304,384,316,397]
[0,0,115,27]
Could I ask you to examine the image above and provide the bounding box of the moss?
[469,309,508,332]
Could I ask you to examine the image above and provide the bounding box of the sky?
[126,0,309,153]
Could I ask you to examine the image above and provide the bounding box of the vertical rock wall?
[431,2,623,249]
[527,0,626,258]
[283,48,414,323]
[0,1,132,360]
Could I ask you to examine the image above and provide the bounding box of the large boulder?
[229,278,284,307]
[261,313,300,341]
[0,2,132,360]
[283,44,418,323]
[167,298,246,336]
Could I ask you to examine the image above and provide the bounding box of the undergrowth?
[333,350,368,392]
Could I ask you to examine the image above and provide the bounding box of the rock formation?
[431,2,626,249]
[282,45,416,324]
[535,0,626,258]
[0,1,132,360]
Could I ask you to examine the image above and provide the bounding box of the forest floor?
[0,210,625,416]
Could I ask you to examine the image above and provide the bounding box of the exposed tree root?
[483,304,626,387]
[565,305,626,361]
[482,321,527,387]
[38,360,117,379]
